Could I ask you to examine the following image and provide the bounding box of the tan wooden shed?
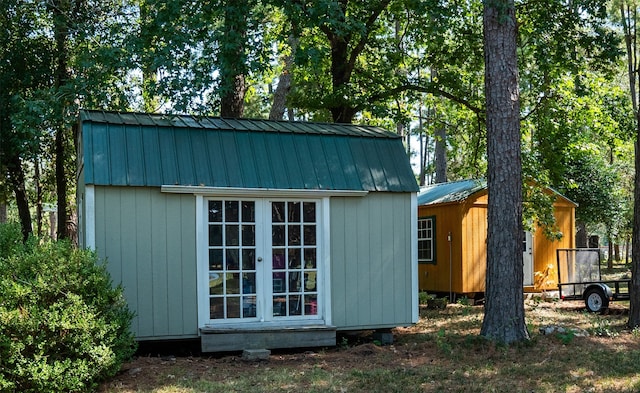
[417,179,576,299]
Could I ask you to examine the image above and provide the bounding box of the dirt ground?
[99,301,640,393]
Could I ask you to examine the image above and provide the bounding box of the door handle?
[257,257,263,262]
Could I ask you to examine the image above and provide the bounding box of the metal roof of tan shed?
[418,179,487,205]
[79,110,419,192]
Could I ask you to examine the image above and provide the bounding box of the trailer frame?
[556,248,630,313]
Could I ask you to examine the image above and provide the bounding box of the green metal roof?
[79,110,419,192]
[417,179,486,205]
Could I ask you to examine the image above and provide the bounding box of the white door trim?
[196,196,331,331]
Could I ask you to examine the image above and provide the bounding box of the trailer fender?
[583,284,612,313]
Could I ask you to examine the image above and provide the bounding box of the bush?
[0,221,23,258]
[0,223,136,393]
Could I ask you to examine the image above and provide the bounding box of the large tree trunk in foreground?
[620,1,640,329]
[480,0,529,344]
[630,118,640,327]
[631,126,640,327]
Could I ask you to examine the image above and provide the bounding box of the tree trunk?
[220,74,246,118]
[608,235,613,269]
[434,125,447,184]
[626,235,630,265]
[269,34,298,121]
[621,1,640,328]
[631,124,640,327]
[269,70,292,121]
[480,0,529,344]
[327,14,355,124]
[35,156,42,236]
[55,125,68,239]
[432,67,447,184]
[418,106,428,186]
[6,155,32,241]
[219,0,248,118]
[52,0,70,240]
[0,203,6,223]
[330,105,357,124]
[576,221,588,247]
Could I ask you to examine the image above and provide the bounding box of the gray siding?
[330,193,414,330]
[91,187,414,339]
[94,186,198,339]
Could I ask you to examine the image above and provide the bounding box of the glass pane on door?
[272,201,318,317]
[208,200,257,320]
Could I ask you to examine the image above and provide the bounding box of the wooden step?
[200,325,336,352]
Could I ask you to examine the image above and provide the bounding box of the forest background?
[1,0,639,337]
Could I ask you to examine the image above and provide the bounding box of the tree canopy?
[0,0,636,342]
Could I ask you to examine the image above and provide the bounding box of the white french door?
[202,198,323,325]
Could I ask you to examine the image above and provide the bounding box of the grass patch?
[99,301,640,393]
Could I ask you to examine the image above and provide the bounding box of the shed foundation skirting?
[200,325,337,352]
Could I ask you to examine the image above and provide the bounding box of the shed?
[76,110,419,352]
[417,179,576,299]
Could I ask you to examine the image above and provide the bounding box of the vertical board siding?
[462,203,488,293]
[151,193,169,336]
[94,186,198,339]
[418,203,463,294]
[133,189,153,337]
[330,193,414,329]
[533,203,576,289]
[390,195,412,322]
[180,196,199,333]
[357,197,374,325]
[329,199,349,326]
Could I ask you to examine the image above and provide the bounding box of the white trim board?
[85,185,96,250]
[161,185,368,198]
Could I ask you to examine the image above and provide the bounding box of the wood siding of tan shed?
[532,198,576,290]
[460,194,488,294]
[417,203,462,294]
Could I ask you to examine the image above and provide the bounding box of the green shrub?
[0,221,23,258]
[418,292,433,305]
[0,225,136,393]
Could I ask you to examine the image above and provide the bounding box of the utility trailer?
[556,248,630,313]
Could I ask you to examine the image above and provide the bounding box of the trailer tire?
[584,287,609,313]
